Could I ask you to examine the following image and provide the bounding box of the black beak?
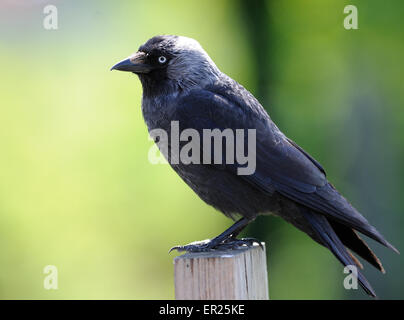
[110,51,152,74]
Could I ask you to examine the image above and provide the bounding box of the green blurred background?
[0,0,402,299]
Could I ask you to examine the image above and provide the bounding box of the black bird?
[111,35,398,297]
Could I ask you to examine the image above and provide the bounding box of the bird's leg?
[169,217,262,253]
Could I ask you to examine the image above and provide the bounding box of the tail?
[276,182,399,255]
[300,208,378,297]
[329,220,385,273]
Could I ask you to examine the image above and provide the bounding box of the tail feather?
[330,220,385,273]
[300,208,377,298]
[277,182,399,254]
[347,250,364,270]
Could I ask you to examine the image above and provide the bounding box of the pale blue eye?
[158,56,167,64]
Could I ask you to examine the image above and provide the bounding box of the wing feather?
[174,88,398,253]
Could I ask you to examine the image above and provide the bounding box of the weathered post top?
[174,243,269,300]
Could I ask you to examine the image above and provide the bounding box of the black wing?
[174,88,397,253]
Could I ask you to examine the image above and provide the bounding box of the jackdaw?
[111,35,398,297]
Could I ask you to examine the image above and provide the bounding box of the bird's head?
[111,35,220,96]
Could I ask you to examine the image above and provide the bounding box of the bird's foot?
[169,237,263,253]
[222,237,264,250]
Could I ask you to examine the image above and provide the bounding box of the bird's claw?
[169,237,263,253]
[220,237,264,250]
[169,239,212,253]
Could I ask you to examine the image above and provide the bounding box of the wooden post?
[174,243,269,300]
